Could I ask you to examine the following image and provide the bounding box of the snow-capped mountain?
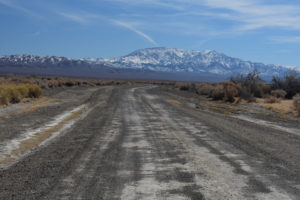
[94,47,298,76]
[0,55,89,68]
[0,48,298,80]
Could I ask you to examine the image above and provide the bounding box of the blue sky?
[0,0,300,67]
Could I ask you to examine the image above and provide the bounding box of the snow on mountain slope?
[0,48,298,77]
[95,47,299,76]
[0,55,88,68]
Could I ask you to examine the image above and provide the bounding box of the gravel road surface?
[0,85,299,200]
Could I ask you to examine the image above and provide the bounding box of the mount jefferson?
[93,47,298,76]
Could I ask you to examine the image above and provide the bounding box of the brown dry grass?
[202,100,243,111]
[0,75,175,90]
[257,98,294,115]
[19,97,56,113]
[0,83,42,106]
[166,99,183,105]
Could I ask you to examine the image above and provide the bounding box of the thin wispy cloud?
[201,0,300,31]
[0,0,42,18]
[56,11,158,46]
[57,12,88,25]
[269,36,300,44]
[1,0,300,66]
[112,20,158,45]
[105,0,184,10]
[108,0,300,32]
[187,0,300,31]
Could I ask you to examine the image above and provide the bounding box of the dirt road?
[0,86,300,199]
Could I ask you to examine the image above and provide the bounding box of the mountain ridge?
[95,47,299,76]
[0,48,299,80]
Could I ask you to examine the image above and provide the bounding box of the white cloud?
[0,0,42,18]
[269,36,300,43]
[57,12,88,24]
[104,0,184,10]
[187,0,300,31]
[56,11,158,45]
[108,0,300,31]
[113,20,158,45]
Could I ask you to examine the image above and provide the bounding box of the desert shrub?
[271,89,287,98]
[253,86,264,98]
[0,83,43,105]
[0,89,10,105]
[47,81,54,88]
[271,71,300,99]
[174,82,194,91]
[195,83,214,95]
[39,82,49,89]
[261,84,271,94]
[0,85,21,104]
[8,88,22,103]
[16,85,29,97]
[209,82,239,102]
[224,84,239,102]
[211,84,225,100]
[264,95,280,104]
[26,84,43,98]
[293,94,300,116]
[231,70,265,98]
[87,82,96,87]
[65,81,75,87]
[238,87,256,103]
[282,72,300,98]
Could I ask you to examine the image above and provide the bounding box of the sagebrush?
[0,83,43,105]
[293,94,300,116]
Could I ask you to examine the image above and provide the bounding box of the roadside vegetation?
[174,70,300,116]
[0,75,175,89]
[294,94,300,116]
[0,83,42,105]
[0,75,175,106]
[2,73,299,116]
